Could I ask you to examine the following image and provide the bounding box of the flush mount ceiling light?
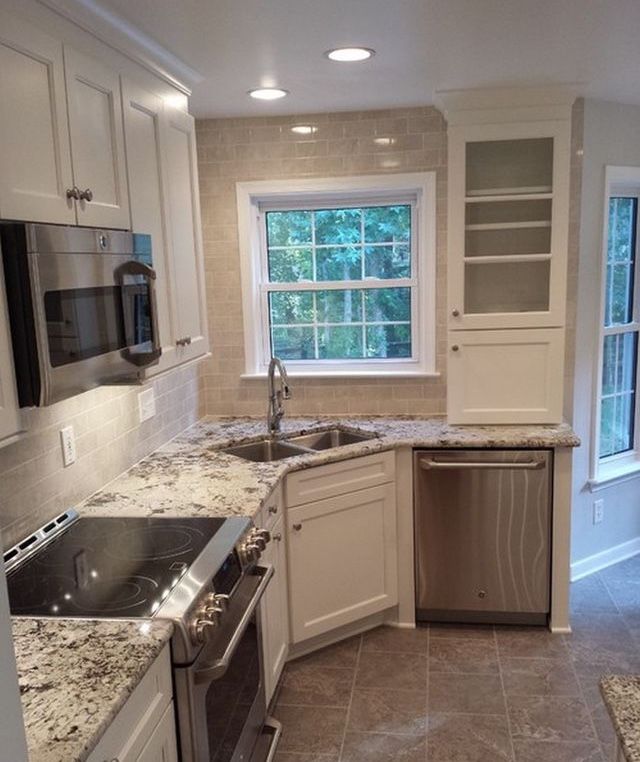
[248,87,289,100]
[291,125,318,135]
[373,137,396,146]
[325,47,375,62]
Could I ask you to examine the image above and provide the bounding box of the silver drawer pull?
[420,459,545,471]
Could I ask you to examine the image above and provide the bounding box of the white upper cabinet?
[121,79,179,374]
[64,48,130,229]
[164,108,209,362]
[0,11,75,224]
[447,120,570,330]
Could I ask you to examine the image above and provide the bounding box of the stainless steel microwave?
[0,223,161,407]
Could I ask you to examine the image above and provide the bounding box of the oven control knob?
[254,528,271,544]
[203,603,224,625]
[212,593,230,611]
[191,618,216,644]
[252,537,267,552]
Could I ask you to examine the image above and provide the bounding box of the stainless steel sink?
[286,428,375,450]
[221,439,311,463]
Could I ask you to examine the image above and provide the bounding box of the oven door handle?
[115,260,162,367]
[194,564,274,685]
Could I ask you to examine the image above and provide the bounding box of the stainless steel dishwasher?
[414,449,552,625]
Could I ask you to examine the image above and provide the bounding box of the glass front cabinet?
[442,89,574,424]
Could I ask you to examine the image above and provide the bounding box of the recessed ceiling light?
[248,87,289,101]
[373,137,396,146]
[291,125,318,135]
[325,47,375,62]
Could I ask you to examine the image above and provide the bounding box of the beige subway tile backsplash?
[196,106,449,418]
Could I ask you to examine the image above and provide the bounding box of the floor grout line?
[494,627,517,762]
[336,633,363,762]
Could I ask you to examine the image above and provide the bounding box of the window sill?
[588,460,640,491]
[241,370,441,380]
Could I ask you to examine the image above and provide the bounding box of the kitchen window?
[236,173,437,377]
[594,167,640,484]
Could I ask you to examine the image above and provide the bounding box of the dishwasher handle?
[419,458,545,471]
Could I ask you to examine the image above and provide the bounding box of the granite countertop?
[79,415,579,522]
[14,617,173,762]
[601,675,640,761]
[17,415,578,761]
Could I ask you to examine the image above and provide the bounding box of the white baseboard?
[571,536,640,581]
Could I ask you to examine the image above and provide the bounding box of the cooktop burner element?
[6,516,226,618]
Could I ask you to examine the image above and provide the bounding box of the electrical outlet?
[138,386,156,423]
[593,498,604,525]
[60,425,76,467]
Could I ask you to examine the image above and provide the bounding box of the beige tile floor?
[272,555,640,761]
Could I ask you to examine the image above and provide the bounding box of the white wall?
[571,98,640,572]
[0,531,28,761]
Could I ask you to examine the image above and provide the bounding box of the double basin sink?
[222,428,375,463]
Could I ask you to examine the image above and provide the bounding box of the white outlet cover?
[138,387,156,423]
[593,499,604,525]
[60,425,76,467]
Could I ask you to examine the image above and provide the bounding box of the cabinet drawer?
[87,645,173,762]
[286,451,395,507]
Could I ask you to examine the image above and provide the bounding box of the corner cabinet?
[441,88,574,424]
[286,452,398,644]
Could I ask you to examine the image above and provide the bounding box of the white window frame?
[236,173,438,377]
[592,166,640,488]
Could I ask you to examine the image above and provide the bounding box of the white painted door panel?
[0,11,75,224]
[64,47,130,229]
[121,79,179,374]
[135,703,178,762]
[446,328,564,424]
[164,108,209,362]
[260,515,289,705]
[287,483,398,643]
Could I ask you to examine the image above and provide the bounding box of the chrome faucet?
[267,356,291,436]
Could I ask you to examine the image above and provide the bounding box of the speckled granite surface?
[601,675,640,761]
[14,617,173,762]
[79,416,579,521]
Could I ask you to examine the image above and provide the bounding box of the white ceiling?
[98,0,640,117]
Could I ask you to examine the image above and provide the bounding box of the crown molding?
[38,0,203,95]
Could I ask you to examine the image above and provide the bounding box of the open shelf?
[465,191,553,203]
[465,220,551,232]
[465,185,553,198]
[464,253,552,264]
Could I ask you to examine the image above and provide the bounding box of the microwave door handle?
[116,260,162,367]
[194,565,274,685]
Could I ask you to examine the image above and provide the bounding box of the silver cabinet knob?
[176,336,193,347]
[451,308,460,317]
[80,188,93,202]
[66,186,81,200]
[292,523,302,531]
[451,345,459,352]
[273,533,282,542]
[268,505,278,515]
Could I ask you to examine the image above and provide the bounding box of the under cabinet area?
[285,452,398,644]
[87,645,177,762]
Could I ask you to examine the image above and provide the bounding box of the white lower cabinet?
[260,513,289,706]
[446,327,565,424]
[287,481,398,643]
[87,645,177,762]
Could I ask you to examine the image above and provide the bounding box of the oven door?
[30,250,160,405]
[174,566,274,762]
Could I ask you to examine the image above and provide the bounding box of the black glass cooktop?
[6,516,226,618]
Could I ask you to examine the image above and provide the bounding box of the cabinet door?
[287,483,398,643]
[136,703,178,762]
[121,79,179,374]
[447,328,564,424]
[260,515,289,705]
[448,121,569,330]
[0,11,75,224]
[164,108,209,363]
[0,263,22,447]
[64,47,130,229]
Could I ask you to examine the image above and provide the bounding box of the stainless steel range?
[3,510,280,762]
